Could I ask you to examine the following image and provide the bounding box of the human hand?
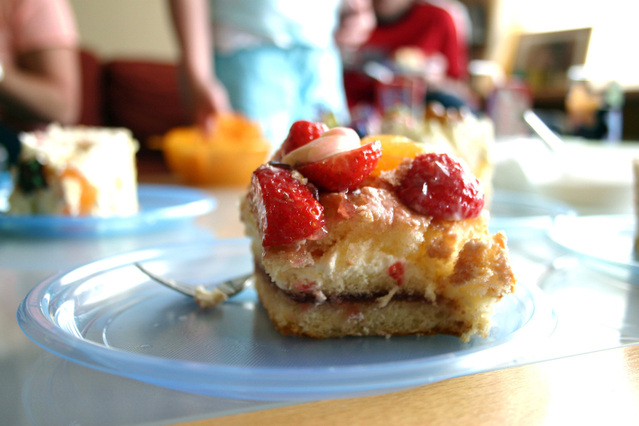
[188,78,232,135]
[335,0,376,49]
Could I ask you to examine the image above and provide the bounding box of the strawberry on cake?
[240,121,516,341]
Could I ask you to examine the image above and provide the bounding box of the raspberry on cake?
[8,124,139,216]
[241,120,516,342]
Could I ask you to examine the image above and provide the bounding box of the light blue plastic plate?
[0,184,216,237]
[18,239,556,401]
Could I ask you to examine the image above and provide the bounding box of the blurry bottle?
[0,143,7,173]
[604,81,624,143]
[0,143,8,213]
[486,74,532,138]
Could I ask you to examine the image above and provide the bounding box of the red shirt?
[344,2,467,107]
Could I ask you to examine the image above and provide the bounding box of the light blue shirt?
[210,0,342,50]
[209,0,349,148]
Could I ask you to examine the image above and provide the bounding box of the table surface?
[179,344,639,425]
[2,171,639,425]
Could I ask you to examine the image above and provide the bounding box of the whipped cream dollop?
[280,127,360,166]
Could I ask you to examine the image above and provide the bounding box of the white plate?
[549,214,637,272]
[18,239,556,401]
[0,184,216,237]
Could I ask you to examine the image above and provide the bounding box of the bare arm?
[168,0,230,132]
[169,0,213,87]
[0,47,80,125]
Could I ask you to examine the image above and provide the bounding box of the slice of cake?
[8,124,139,216]
[241,121,516,341]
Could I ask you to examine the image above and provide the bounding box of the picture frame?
[512,27,592,94]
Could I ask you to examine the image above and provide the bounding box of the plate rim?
[489,189,576,231]
[17,238,556,400]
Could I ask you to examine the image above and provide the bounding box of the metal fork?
[134,262,252,309]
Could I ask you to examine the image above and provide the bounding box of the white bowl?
[493,137,639,215]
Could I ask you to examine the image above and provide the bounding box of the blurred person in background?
[343,0,474,111]
[167,0,375,148]
[425,0,473,67]
[0,0,80,166]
